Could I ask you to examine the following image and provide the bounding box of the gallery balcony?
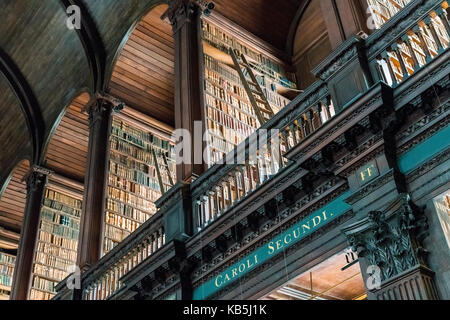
[54,0,450,300]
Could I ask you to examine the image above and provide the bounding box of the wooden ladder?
[229,48,275,125]
[152,149,174,194]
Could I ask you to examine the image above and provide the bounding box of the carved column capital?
[344,193,429,281]
[342,193,437,299]
[86,94,123,129]
[25,165,52,194]
[95,93,125,111]
[163,0,201,34]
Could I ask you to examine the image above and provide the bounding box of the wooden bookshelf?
[104,116,175,255]
[29,188,82,300]
[201,19,296,166]
[0,251,15,300]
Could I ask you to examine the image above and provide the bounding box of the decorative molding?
[191,183,349,287]
[393,52,450,108]
[405,147,450,186]
[346,169,395,205]
[312,36,364,81]
[163,0,201,34]
[343,193,430,284]
[85,97,115,129]
[397,104,450,156]
[25,165,53,194]
[286,82,392,163]
[334,133,385,177]
[205,210,355,300]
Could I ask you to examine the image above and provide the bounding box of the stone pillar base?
[369,265,439,300]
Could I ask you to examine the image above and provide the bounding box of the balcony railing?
[368,0,449,86]
[54,0,449,300]
[191,80,333,231]
[54,210,165,300]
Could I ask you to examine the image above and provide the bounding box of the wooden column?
[10,166,52,300]
[76,97,115,271]
[164,0,206,183]
[320,0,369,49]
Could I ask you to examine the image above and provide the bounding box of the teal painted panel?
[399,125,450,173]
[193,191,352,300]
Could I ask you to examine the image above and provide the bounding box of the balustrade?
[192,85,334,231]
[80,223,165,300]
[375,2,449,86]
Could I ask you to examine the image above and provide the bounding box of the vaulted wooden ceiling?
[107,1,309,125]
[44,93,90,182]
[0,160,29,250]
[0,0,310,238]
[109,4,175,126]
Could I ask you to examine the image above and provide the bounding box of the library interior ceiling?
[0,0,309,249]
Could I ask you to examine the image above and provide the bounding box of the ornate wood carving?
[343,193,439,299]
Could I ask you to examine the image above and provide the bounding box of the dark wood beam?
[11,166,52,300]
[320,0,369,49]
[0,48,45,165]
[164,0,207,182]
[59,0,107,92]
[76,97,114,270]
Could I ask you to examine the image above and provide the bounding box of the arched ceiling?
[0,71,32,185]
[0,160,30,250]
[0,0,165,189]
[44,93,90,182]
[109,4,175,125]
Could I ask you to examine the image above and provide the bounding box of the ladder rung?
[250,89,263,95]
[255,97,269,104]
[260,106,273,113]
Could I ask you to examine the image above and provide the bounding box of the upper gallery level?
[47,0,448,300]
[0,0,449,300]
